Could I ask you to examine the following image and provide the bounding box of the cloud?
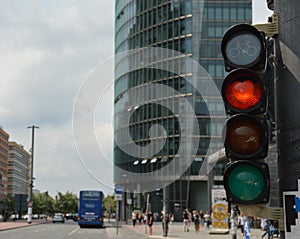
[0,0,115,197]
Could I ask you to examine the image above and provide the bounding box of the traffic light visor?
[223,114,268,159]
[222,69,266,113]
[224,161,270,204]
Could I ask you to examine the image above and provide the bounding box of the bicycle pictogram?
[229,41,258,58]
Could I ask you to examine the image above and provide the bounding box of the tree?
[32,192,55,215]
[103,194,116,217]
[55,191,78,214]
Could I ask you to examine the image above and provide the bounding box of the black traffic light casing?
[221,24,270,205]
[221,24,266,72]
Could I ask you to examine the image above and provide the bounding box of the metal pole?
[231,205,237,239]
[45,191,48,221]
[163,187,167,237]
[27,125,39,224]
[145,193,149,234]
[116,200,119,235]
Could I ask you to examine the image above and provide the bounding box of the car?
[9,214,19,220]
[52,213,65,223]
[65,213,74,220]
[65,213,78,221]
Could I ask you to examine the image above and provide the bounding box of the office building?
[8,142,31,197]
[114,0,252,220]
[0,127,9,211]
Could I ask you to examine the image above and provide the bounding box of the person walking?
[147,210,153,236]
[244,217,251,239]
[193,210,200,233]
[131,210,137,227]
[238,212,246,236]
[161,212,170,236]
[182,208,191,232]
[204,211,212,229]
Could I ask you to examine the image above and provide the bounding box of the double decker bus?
[78,190,104,228]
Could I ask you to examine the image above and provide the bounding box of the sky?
[0,0,273,198]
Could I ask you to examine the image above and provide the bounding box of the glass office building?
[114,0,252,220]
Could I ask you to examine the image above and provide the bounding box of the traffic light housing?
[221,24,270,205]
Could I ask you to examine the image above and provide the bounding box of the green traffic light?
[227,163,265,202]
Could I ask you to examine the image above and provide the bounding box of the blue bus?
[78,190,104,228]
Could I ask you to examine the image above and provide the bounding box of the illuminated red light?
[226,80,262,110]
[222,69,265,113]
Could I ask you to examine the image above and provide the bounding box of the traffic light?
[221,24,270,205]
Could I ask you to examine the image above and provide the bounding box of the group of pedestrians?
[131,210,147,227]
[261,218,277,239]
[182,208,211,233]
[131,210,154,235]
[236,212,278,239]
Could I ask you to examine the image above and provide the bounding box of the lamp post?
[27,125,39,224]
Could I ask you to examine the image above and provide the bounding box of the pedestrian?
[199,210,204,226]
[238,212,246,235]
[147,210,153,236]
[131,210,137,227]
[137,212,142,225]
[204,211,211,229]
[161,212,170,236]
[169,212,174,226]
[182,208,191,232]
[193,210,200,233]
[143,212,147,225]
[244,217,251,239]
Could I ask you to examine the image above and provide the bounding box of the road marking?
[68,227,80,235]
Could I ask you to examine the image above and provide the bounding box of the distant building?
[8,142,31,197]
[0,127,9,205]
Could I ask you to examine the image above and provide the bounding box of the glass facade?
[114,0,252,219]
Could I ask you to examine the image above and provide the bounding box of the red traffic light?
[222,69,267,114]
[223,114,268,159]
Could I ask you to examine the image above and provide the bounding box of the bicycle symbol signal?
[229,41,258,58]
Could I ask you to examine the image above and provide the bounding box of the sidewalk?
[0,219,48,231]
[123,222,265,239]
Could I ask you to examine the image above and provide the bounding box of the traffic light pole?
[275,1,300,238]
[230,205,237,239]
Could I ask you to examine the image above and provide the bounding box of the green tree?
[103,194,116,217]
[32,192,55,215]
[55,191,78,214]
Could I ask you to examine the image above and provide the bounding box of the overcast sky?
[0,0,273,198]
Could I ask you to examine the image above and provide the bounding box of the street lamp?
[27,125,39,224]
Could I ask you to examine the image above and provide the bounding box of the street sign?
[114,185,123,194]
[114,194,122,201]
[14,194,28,211]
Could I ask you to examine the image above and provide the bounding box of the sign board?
[114,185,123,194]
[210,187,229,234]
[14,194,27,211]
[114,194,122,201]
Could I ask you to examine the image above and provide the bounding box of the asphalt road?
[0,220,150,239]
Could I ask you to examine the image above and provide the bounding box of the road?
[0,220,149,239]
[0,219,266,239]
